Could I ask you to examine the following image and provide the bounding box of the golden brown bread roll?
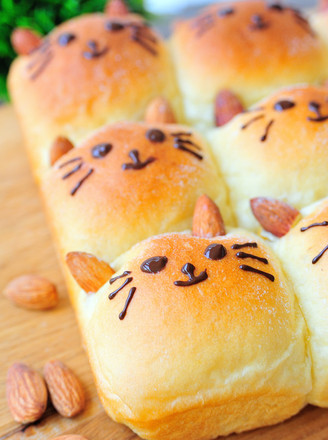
[170,1,328,128]
[208,85,328,231]
[8,12,181,182]
[275,198,328,407]
[41,122,232,263]
[68,229,310,440]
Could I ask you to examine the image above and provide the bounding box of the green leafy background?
[0,0,146,102]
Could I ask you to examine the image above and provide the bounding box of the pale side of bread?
[275,198,328,406]
[170,1,328,128]
[70,231,310,440]
[41,122,233,264]
[207,85,328,231]
[8,13,183,183]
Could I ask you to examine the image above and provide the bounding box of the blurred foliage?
[0,0,147,102]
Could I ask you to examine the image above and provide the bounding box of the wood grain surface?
[0,105,328,440]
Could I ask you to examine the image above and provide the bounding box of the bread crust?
[8,13,181,181]
[208,85,328,230]
[171,1,328,127]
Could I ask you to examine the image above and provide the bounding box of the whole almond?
[6,363,48,423]
[215,89,244,127]
[3,275,58,310]
[105,0,129,16]
[44,360,85,418]
[250,197,300,237]
[192,194,226,238]
[51,436,88,440]
[11,28,42,55]
[145,97,176,124]
[50,136,74,166]
[66,251,114,293]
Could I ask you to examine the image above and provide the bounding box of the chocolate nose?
[174,263,208,287]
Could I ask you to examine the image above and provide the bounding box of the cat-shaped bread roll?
[64,197,310,440]
[171,1,328,128]
[8,3,181,182]
[275,197,328,407]
[42,122,232,264]
[208,85,328,230]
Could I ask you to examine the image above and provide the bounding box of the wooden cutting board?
[0,104,328,440]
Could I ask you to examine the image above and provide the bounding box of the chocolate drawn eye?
[105,21,125,32]
[204,244,227,260]
[218,7,234,17]
[58,33,76,46]
[140,256,168,273]
[274,100,295,111]
[146,129,166,143]
[91,143,112,159]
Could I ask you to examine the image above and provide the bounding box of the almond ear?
[250,197,300,237]
[105,0,130,16]
[192,195,226,238]
[319,0,328,11]
[144,97,176,124]
[66,252,115,293]
[50,136,75,166]
[11,28,42,55]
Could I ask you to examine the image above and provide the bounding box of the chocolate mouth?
[174,263,208,287]
[83,40,109,59]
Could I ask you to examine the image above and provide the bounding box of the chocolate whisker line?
[27,46,52,70]
[119,287,136,320]
[312,245,328,264]
[236,252,268,264]
[108,277,136,320]
[133,29,157,43]
[196,22,215,37]
[132,36,157,55]
[174,137,202,150]
[174,143,203,160]
[239,265,275,282]
[59,157,83,169]
[110,271,132,285]
[293,14,315,36]
[241,114,265,130]
[29,51,54,80]
[300,221,328,232]
[231,242,258,250]
[70,168,94,196]
[109,277,132,299]
[260,119,274,142]
[62,162,83,179]
[171,132,192,137]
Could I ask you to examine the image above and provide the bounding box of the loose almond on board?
[66,251,114,293]
[215,89,244,127]
[51,436,89,440]
[144,97,176,124]
[3,274,58,310]
[250,197,300,237]
[44,360,85,418]
[11,28,42,55]
[192,194,226,238]
[50,136,74,166]
[6,363,48,423]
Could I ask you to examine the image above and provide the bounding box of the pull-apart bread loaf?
[8,8,180,182]
[64,199,310,440]
[275,198,328,407]
[42,122,231,264]
[208,86,328,230]
[170,1,328,128]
